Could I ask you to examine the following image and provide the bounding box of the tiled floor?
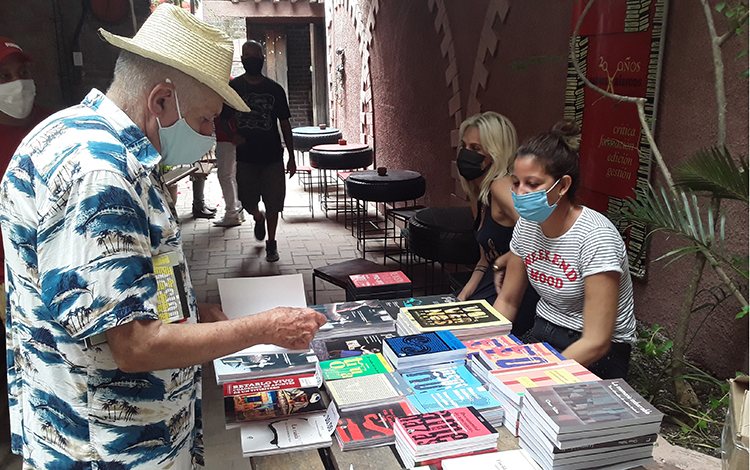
[0,168,723,469]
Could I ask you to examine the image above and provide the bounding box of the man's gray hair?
[107,51,207,115]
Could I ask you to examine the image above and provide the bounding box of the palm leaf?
[674,146,749,203]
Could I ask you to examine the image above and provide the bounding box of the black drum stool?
[310,141,373,219]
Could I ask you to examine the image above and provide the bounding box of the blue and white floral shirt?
[0,89,203,469]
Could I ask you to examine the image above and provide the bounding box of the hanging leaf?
[674,146,748,203]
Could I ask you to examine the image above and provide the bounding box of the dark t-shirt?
[221,75,291,165]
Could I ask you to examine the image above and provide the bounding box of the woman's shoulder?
[576,207,625,243]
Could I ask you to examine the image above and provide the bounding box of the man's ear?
[146,82,175,119]
[559,174,573,197]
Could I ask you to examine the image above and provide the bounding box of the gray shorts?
[236,160,286,214]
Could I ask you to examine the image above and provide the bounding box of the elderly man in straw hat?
[0,4,326,468]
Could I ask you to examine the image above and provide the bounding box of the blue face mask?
[156,82,216,167]
[511,179,562,223]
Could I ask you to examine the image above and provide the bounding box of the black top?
[221,75,291,164]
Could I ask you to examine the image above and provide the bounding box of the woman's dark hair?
[516,121,581,200]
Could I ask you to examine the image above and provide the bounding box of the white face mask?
[0,79,35,119]
[156,82,216,167]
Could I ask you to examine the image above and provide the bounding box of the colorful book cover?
[310,300,393,331]
[492,361,600,405]
[384,330,465,358]
[318,353,393,381]
[380,294,458,318]
[153,251,190,323]
[239,414,331,456]
[223,372,322,397]
[335,401,414,446]
[349,271,411,288]
[402,365,482,393]
[327,372,414,410]
[478,342,566,371]
[310,333,396,361]
[396,406,496,447]
[402,365,501,413]
[225,386,326,423]
[400,299,511,332]
[214,350,319,384]
[525,379,663,434]
[463,334,521,365]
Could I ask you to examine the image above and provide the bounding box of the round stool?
[309,141,373,170]
[407,206,479,265]
[292,125,342,152]
[345,169,425,202]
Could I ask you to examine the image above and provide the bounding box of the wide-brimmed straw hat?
[99,4,249,112]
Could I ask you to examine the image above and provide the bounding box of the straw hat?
[99,4,249,112]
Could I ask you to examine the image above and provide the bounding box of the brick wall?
[285,25,313,127]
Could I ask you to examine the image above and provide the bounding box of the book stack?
[397,299,512,340]
[346,270,412,301]
[462,334,522,377]
[442,448,542,470]
[519,379,663,470]
[394,407,499,468]
[310,332,397,361]
[402,364,505,428]
[317,353,394,382]
[214,347,319,384]
[487,360,600,436]
[334,401,415,450]
[382,330,467,372]
[473,342,567,384]
[380,294,458,319]
[326,371,414,412]
[310,300,395,339]
[239,414,332,457]
[223,372,327,425]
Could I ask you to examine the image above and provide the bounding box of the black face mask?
[456,148,488,181]
[242,57,264,76]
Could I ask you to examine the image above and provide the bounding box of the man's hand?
[198,303,228,323]
[286,158,297,178]
[231,134,246,147]
[257,307,327,350]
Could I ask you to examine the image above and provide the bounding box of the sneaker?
[213,215,243,227]
[265,240,279,262]
[254,211,266,241]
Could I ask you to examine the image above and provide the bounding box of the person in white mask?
[0,6,326,469]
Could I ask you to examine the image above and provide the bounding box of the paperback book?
[239,413,332,457]
[317,353,393,381]
[380,294,458,319]
[475,342,566,376]
[326,371,414,411]
[394,406,498,468]
[383,330,467,371]
[224,385,326,424]
[442,448,542,470]
[489,361,600,406]
[334,401,415,450]
[310,300,395,339]
[398,299,512,340]
[223,372,322,398]
[310,332,397,361]
[213,349,319,384]
[346,271,412,301]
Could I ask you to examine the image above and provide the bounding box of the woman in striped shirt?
[492,122,636,379]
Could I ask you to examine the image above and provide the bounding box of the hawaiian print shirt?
[0,89,203,469]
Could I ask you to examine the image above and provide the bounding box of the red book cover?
[397,407,496,448]
[223,372,320,397]
[336,401,414,445]
[349,271,411,288]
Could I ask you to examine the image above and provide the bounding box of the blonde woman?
[455,112,538,337]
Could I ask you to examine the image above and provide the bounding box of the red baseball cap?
[0,38,33,63]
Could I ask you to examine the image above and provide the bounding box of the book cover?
[396,406,496,447]
[153,251,190,323]
[239,414,331,456]
[223,372,321,397]
[310,300,393,331]
[310,333,397,361]
[400,299,511,332]
[525,379,664,435]
[318,353,393,381]
[402,365,482,393]
[463,334,522,361]
[478,342,566,371]
[380,294,458,318]
[348,271,411,288]
[335,401,414,446]
[327,372,414,410]
[384,330,466,358]
[408,385,502,414]
[442,448,542,470]
[225,386,326,423]
[214,350,318,384]
[492,361,600,405]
